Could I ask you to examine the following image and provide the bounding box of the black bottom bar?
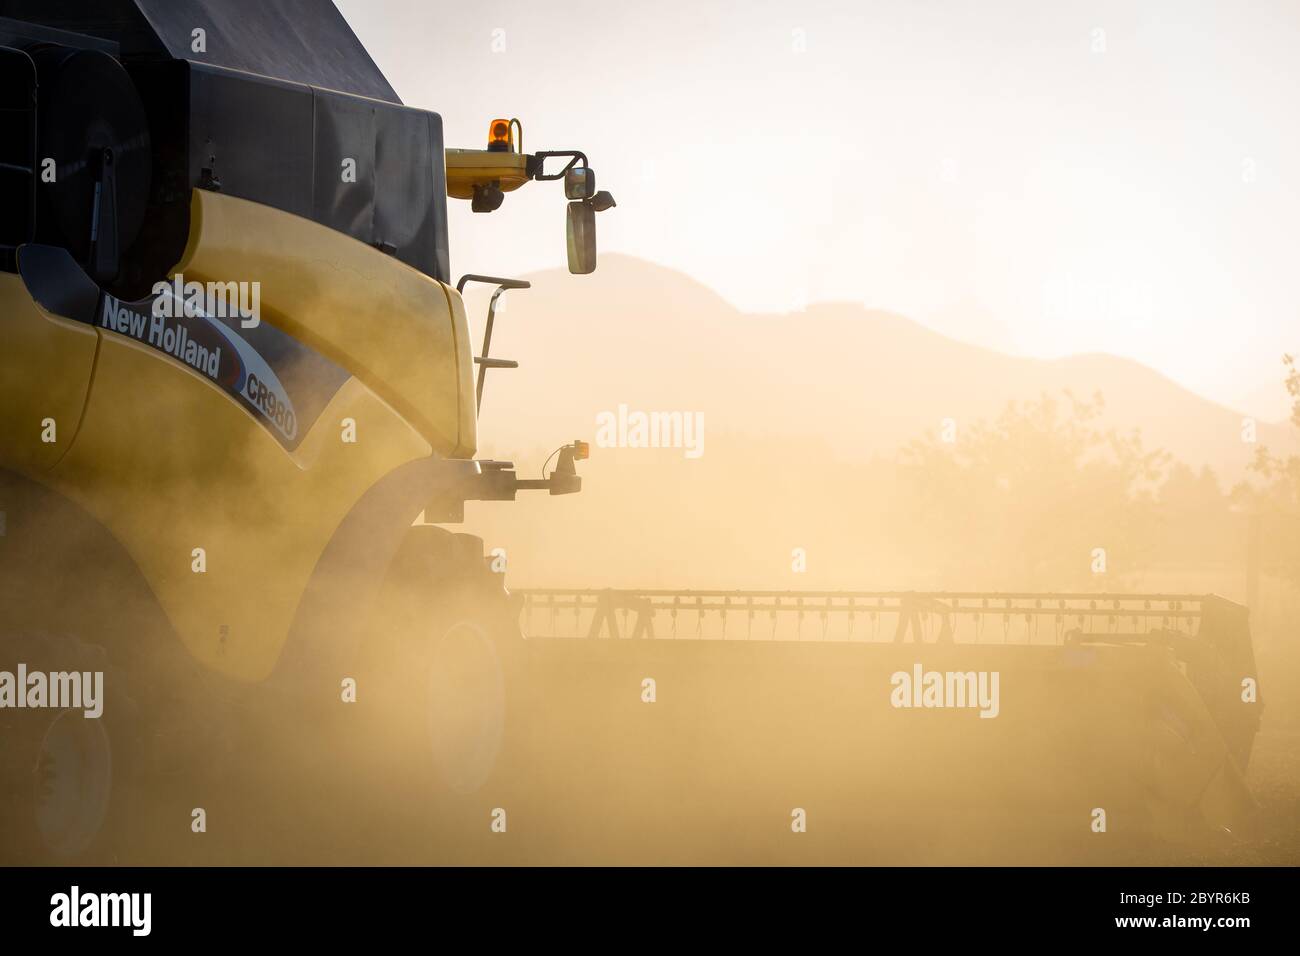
[0,866,1286,942]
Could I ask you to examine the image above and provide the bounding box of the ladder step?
[474,356,518,368]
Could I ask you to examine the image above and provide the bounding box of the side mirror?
[565,166,595,200]
[566,200,596,275]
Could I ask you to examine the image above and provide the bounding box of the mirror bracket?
[528,150,589,181]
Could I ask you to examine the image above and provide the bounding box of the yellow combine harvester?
[0,1,1260,864]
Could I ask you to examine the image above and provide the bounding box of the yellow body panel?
[175,190,476,458]
[48,339,432,679]
[445,286,477,451]
[1,193,479,680]
[0,274,99,474]
[445,148,530,200]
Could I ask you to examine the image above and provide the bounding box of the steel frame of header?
[514,589,1205,643]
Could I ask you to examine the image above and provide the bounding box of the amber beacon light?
[487,118,514,152]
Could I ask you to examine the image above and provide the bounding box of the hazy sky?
[336,0,1300,420]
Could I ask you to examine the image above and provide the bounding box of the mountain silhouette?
[467,254,1290,475]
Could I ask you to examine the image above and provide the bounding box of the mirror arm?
[529,150,589,181]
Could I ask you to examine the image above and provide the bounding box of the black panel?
[374,105,445,280]
[30,46,151,278]
[17,243,101,324]
[188,64,314,221]
[134,0,400,103]
[428,115,450,284]
[0,3,451,286]
[0,3,154,56]
[188,65,448,283]
[311,89,448,281]
[0,1,399,102]
[0,13,119,54]
[117,58,191,299]
[313,90,376,245]
[0,44,35,270]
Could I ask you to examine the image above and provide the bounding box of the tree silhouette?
[888,391,1170,589]
[1234,355,1300,586]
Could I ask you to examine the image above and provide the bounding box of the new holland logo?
[98,293,299,444]
[100,296,222,380]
